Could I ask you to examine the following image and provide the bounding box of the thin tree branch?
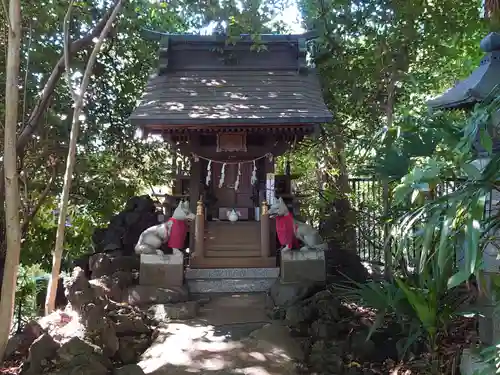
[63,0,77,102]
[16,0,121,153]
[46,0,125,315]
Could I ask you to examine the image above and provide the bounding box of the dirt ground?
[138,293,303,375]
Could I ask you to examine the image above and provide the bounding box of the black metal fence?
[349,178,387,264]
[349,177,466,266]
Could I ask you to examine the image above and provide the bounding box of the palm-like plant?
[341,89,500,370]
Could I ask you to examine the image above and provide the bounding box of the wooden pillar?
[188,158,201,252]
[194,199,205,260]
[260,200,270,258]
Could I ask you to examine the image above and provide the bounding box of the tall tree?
[0,0,22,359]
[45,0,125,314]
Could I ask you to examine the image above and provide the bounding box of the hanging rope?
[205,160,212,186]
[251,160,258,186]
[234,163,242,191]
[193,152,274,188]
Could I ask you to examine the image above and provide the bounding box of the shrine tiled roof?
[129,33,333,127]
[427,33,500,111]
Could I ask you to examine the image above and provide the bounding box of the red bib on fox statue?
[165,217,187,249]
[275,212,300,249]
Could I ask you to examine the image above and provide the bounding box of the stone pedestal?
[139,250,184,288]
[280,248,326,283]
[477,272,500,345]
[460,348,494,375]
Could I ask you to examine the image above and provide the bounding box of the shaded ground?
[139,293,303,375]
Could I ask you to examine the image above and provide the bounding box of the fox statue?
[135,200,195,256]
[268,197,328,252]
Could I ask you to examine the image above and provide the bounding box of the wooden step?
[205,222,261,237]
[206,243,259,251]
[205,250,261,258]
[189,256,276,268]
[205,239,260,246]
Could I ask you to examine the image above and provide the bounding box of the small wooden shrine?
[129,32,332,269]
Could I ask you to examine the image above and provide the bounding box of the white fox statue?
[268,197,328,252]
[135,200,195,256]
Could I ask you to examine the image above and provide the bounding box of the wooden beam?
[142,123,317,133]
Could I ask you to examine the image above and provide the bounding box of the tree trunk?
[485,0,500,30]
[0,0,22,360]
[45,0,125,315]
[0,0,123,242]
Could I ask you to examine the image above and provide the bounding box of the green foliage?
[339,85,500,369]
[12,265,46,331]
[0,0,192,269]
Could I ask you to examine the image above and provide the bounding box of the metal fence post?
[382,179,392,279]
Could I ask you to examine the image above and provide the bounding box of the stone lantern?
[427,32,500,373]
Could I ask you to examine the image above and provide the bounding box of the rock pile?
[34,195,163,314]
[2,195,200,374]
[91,195,160,256]
[268,282,398,375]
[5,264,192,375]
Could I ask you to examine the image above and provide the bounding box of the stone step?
[185,267,279,280]
[186,267,279,294]
[205,250,261,257]
[188,256,276,268]
[187,277,276,293]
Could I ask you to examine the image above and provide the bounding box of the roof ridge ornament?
[298,37,308,75]
[158,36,169,75]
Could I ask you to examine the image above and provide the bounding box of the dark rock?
[56,337,111,370]
[112,270,134,289]
[64,267,95,310]
[92,228,108,252]
[349,331,376,361]
[285,303,315,327]
[125,212,142,226]
[123,285,189,306]
[325,248,368,283]
[268,280,321,309]
[72,254,91,277]
[114,364,145,375]
[89,252,139,280]
[116,335,151,364]
[149,301,199,321]
[48,361,109,375]
[314,296,341,321]
[20,333,60,375]
[113,314,151,335]
[89,276,121,301]
[125,195,155,213]
[89,253,113,279]
[309,319,340,339]
[82,302,106,330]
[267,306,286,320]
[99,321,120,358]
[109,256,140,274]
[4,320,44,360]
[308,340,344,374]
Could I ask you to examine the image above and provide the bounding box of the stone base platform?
[186,267,279,294]
[460,348,494,375]
[139,250,184,288]
[280,248,326,283]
